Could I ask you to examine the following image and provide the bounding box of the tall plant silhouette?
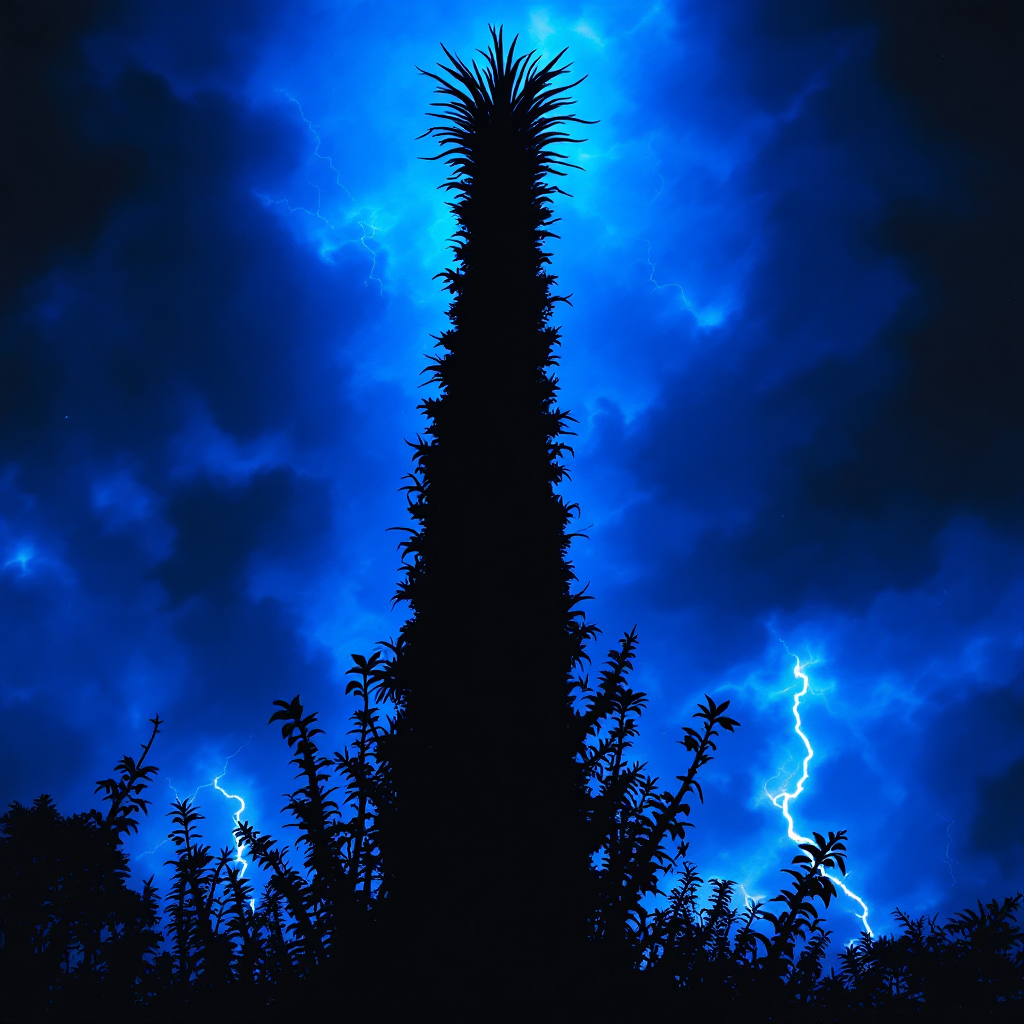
[383,26,597,1007]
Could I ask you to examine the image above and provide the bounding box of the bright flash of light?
[141,740,255,907]
[765,657,873,936]
[208,739,255,902]
[213,773,249,878]
[739,882,764,909]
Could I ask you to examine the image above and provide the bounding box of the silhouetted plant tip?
[95,714,162,838]
[1,23,1021,1024]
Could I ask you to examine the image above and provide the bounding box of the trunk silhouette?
[384,27,595,1016]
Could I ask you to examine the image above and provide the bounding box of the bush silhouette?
[1,26,1021,1024]
[1,721,163,1021]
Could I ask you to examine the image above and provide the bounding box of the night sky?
[2,1,1022,944]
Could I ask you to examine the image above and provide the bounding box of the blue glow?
[250,92,384,283]
[4,546,35,574]
[1,0,1019,940]
[641,241,729,329]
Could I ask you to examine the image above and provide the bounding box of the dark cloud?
[0,0,142,303]
[0,0,1020,933]
[594,0,1021,647]
[559,0,1023,927]
[971,757,1024,874]
[0,0,389,844]
[154,469,328,606]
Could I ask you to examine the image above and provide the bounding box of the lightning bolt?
[765,655,874,936]
[138,739,255,895]
[639,241,724,328]
[739,882,764,909]
[640,241,700,315]
[136,778,210,861]
[137,830,172,859]
[646,140,666,202]
[253,189,335,229]
[278,91,356,206]
[213,772,249,878]
[208,739,254,886]
[255,91,382,292]
[943,819,959,886]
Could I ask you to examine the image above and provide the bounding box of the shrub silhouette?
[0,719,163,1021]
[1,26,1021,1024]
[5,696,1019,1021]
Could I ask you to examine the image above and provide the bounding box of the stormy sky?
[2,0,1021,941]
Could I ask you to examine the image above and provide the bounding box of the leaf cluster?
[573,630,740,963]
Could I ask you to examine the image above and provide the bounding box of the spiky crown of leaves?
[418,24,596,197]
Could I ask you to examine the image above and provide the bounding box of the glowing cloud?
[4,545,35,574]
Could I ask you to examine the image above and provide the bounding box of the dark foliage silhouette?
[1,26,1021,1024]
[3,667,1021,1020]
[380,27,600,1014]
[0,720,163,1021]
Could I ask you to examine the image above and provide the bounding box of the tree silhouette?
[382,26,598,1017]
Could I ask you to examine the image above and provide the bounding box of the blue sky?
[2,0,1021,944]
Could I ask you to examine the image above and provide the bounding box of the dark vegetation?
[2,28,1021,1024]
